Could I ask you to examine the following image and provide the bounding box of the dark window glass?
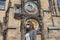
[0,0,5,9]
[0,0,6,1]
[57,0,60,11]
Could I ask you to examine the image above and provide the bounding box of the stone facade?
[0,0,60,40]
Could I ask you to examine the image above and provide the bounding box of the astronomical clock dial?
[24,2,38,14]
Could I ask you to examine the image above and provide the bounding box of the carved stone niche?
[14,4,21,20]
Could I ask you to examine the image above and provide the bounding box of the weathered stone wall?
[48,30,60,40]
[0,0,60,40]
[53,17,60,27]
[7,0,21,40]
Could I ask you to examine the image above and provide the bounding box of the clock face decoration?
[26,19,39,30]
[24,2,38,14]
